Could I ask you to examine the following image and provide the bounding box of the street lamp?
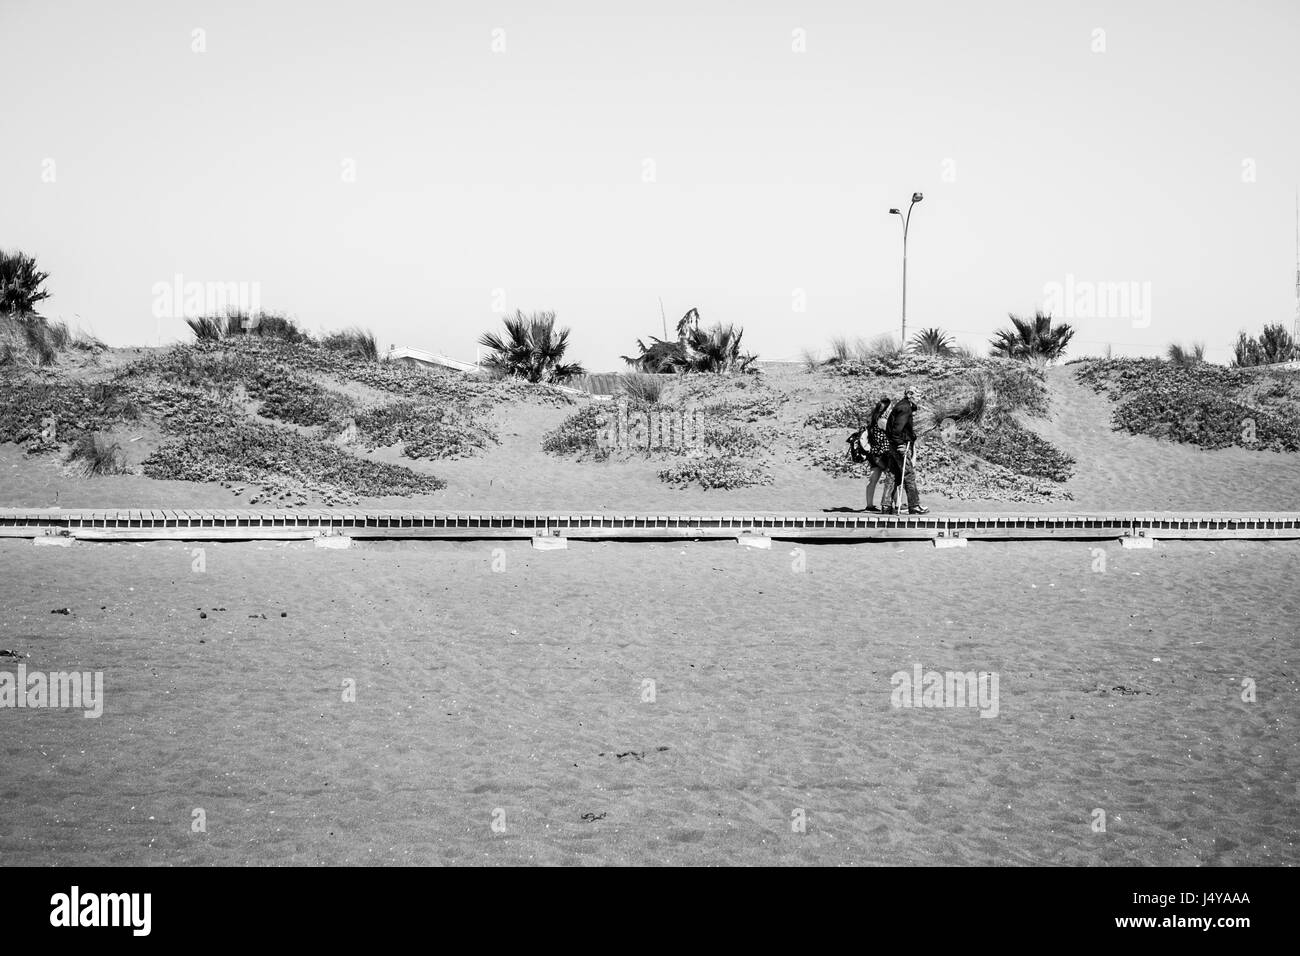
[889,192,924,346]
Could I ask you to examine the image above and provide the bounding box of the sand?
[1,536,1295,866]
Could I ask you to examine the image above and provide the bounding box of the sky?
[3,0,1299,368]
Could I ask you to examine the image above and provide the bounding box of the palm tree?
[989,311,1075,364]
[0,249,51,317]
[623,309,757,373]
[478,310,585,383]
[910,327,955,356]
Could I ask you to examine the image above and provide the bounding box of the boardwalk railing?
[2,509,1300,542]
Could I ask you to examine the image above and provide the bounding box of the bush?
[957,412,1075,482]
[321,327,379,362]
[142,407,443,499]
[1075,358,1300,451]
[657,456,772,490]
[1232,324,1297,367]
[354,400,494,459]
[67,432,128,477]
[0,380,140,454]
[248,366,352,427]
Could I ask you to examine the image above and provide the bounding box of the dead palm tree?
[478,310,585,383]
[622,308,757,373]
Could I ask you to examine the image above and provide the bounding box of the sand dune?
[4,363,1298,514]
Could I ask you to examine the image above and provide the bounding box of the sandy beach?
[2,536,1295,866]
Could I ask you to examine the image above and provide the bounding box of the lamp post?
[889,192,923,347]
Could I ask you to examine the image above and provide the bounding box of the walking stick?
[894,447,907,513]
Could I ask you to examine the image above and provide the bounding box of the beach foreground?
[0,537,1295,865]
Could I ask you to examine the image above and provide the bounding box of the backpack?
[846,429,869,464]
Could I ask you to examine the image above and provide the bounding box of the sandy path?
[0,537,1295,866]
[1025,368,1300,511]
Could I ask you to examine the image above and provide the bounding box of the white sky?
[3,0,1298,368]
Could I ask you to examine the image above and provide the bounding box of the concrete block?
[315,535,352,549]
[933,536,968,549]
[531,535,568,551]
[1121,536,1155,549]
[34,535,74,547]
[736,535,773,549]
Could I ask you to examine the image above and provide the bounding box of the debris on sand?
[50,608,71,615]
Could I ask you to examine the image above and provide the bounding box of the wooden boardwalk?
[2,508,1300,542]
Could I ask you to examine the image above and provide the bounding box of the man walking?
[881,389,929,515]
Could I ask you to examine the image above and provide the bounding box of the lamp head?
[889,208,901,215]
[911,192,924,203]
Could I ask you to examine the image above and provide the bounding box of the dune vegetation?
[1074,356,1300,452]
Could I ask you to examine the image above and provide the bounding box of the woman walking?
[862,395,891,512]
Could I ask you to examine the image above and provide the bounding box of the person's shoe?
[908,505,931,515]
[864,505,881,513]
[880,506,898,515]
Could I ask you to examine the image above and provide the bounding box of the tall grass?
[823,334,900,364]
[621,373,665,404]
[0,312,74,366]
[185,316,224,341]
[321,327,379,362]
[864,334,903,359]
[185,311,310,344]
[922,375,994,435]
[1167,341,1205,366]
[67,432,127,477]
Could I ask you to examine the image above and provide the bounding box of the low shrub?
[354,400,494,459]
[957,413,1075,482]
[657,455,772,489]
[1074,358,1300,451]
